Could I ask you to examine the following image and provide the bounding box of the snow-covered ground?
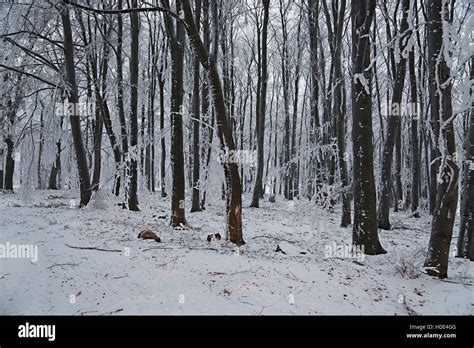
[1,189,473,315]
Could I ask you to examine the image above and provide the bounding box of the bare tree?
[190,0,202,212]
[60,0,92,207]
[163,0,186,226]
[423,0,458,278]
[457,58,474,260]
[377,0,410,230]
[351,0,386,255]
[180,0,244,245]
[250,0,270,208]
[127,0,140,211]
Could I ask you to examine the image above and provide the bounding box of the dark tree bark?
[424,0,458,278]
[191,0,202,212]
[279,0,291,200]
[4,137,14,191]
[61,1,91,207]
[250,0,270,208]
[163,0,186,226]
[98,21,122,196]
[180,0,244,245]
[322,0,350,226]
[199,0,215,210]
[457,58,474,260]
[0,134,3,190]
[116,0,129,197]
[127,0,140,211]
[427,0,443,214]
[145,14,160,193]
[377,0,410,230]
[37,108,45,189]
[2,81,18,192]
[290,14,302,200]
[158,74,167,197]
[98,95,122,196]
[0,131,4,190]
[307,0,320,200]
[48,114,63,190]
[91,95,103,192]
[395,115,403,211]
[351,0,386,255]
[48,141,62,190]
[409,46,420,216]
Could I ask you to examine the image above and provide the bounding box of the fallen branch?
[207,269,254,276]
[439,279,473,287]
[143,245,219,253]
[47,263,79,270]
[143,246,174,252]
[188,247,219,252]
[65,244,122,253]
[100,308,124,315]
[251,235,289,242]
[112,275,130,279]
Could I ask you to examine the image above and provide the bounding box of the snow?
[469,160,474,171]
[0,190,473,315]
[354,73,370,95]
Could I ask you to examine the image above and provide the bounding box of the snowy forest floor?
[1,189,473,315]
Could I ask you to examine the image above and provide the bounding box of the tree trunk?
[164,0,186,226]
[92,99,103,192]
[324,0,351,226]
[191,0,202,212]
[48,116,63,190]
[37,108,45,189]
[456,58,474,260]
[48,140,61,190]
[198,0,209,206]
[307,0,320,200]
[250,0,269,208]
[180,0,244,245]
[117,0,129,198]
[409,48,420,216]
[280,0,291,201]
[424,0,458,278]
[61,1,91,207]
[377,0,410,230]
[98,96,122,196]
[4,137,14,191]
[290,14,302,201]
[159,77,167,197]
[127,0,140,211]
[351,0,386,255]
[427,0,443,214]
[0,131,4,190]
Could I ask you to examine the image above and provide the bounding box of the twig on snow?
[65,244,122,252]
[47,263,79,270]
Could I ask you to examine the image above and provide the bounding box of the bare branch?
[0,64,60,88]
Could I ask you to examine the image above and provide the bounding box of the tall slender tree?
[250,0,270,208]
[424,0,459,278]
[163,0,186,226]
[457,58,474,260]
[60,0,91,207]
[351,0,386,255]
[180,0,244,245]
[127,0,140,211]
[191,0,202,212]
[409,38,420,216]
[377,0,410,230]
